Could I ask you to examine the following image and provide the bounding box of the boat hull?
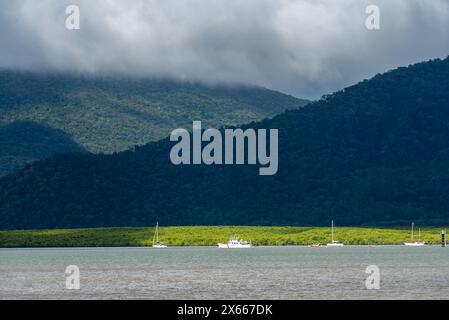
[152,245,168,248]
[404,242,425,246]
[218,243,252,249]
[326,243,345,247]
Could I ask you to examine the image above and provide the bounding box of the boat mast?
[331,220,334,242]
[153,222,159,245]
[411,222,414,241]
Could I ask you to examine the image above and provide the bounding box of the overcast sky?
[0,0,448,99]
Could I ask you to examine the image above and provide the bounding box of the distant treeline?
[0,226,445,248]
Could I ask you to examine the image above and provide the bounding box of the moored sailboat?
[152,222,168,248]
[326,220,344,247]
[404,222,425,246]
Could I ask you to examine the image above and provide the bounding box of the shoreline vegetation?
[0,226,446,248]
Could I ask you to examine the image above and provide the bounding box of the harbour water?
[0,246,448,300]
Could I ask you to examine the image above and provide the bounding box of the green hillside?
[0,121,86,176]
[0,71,308,176]
[1,57,449,229]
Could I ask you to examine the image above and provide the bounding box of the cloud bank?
[0,0,448,98]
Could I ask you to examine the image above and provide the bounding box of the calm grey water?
[0,246,448,300]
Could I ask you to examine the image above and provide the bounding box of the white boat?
[218,237,252,249]
[327,220,345,247]
[152,222,168,248]
[404,223,425,246]
[327,241,344,247]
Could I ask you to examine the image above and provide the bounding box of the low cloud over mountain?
[0,0,448,98]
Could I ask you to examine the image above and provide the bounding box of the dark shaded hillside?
[0,121,86,176]
[1,57,449,229]
[0,71,308,175]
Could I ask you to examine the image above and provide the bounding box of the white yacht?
[327,220,345,247]
[404,222,425,246]
[152,222,168,248]
[218,237,252,249]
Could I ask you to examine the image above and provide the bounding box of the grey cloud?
[0,0,448,99]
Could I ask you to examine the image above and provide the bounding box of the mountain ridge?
[0,57,448,229]
[0,71,308,176]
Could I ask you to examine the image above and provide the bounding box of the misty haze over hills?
[0,1,449,229]
[1,0,448,175]
[1,0,448,98]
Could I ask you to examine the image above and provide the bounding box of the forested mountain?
[1,57,449,229]
[0,71,308,176]
[0,121,86,176]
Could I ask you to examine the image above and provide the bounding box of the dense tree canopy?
[0,57,449,229]
[0,71,307,176]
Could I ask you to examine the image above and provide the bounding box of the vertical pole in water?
[441,230,445,247]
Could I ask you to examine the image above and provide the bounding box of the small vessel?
[404,222,425,246]
[218,237,252,249]
[309,243,321,248]
[327,220,344,247]
[152,222,167,248]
